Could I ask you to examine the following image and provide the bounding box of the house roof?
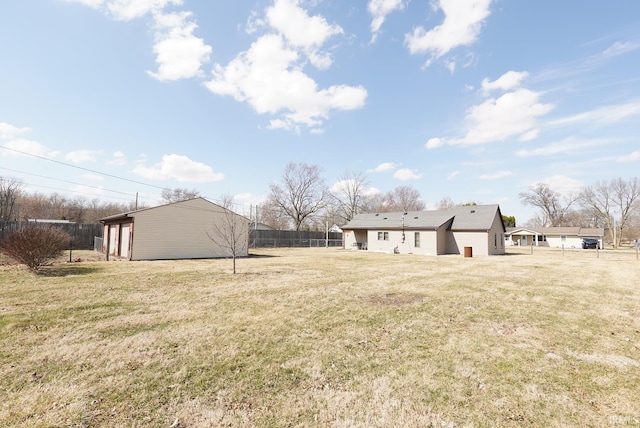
[341,204,503,232]
[100,197,246,223]
[506,226,605,237]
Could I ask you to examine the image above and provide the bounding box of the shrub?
[0,226,70,272]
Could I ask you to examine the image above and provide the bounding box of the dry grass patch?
[1,248,639,427]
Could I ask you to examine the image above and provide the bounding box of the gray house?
[342,204,506,256]
[505,226,605,249]
[100,198,249,261]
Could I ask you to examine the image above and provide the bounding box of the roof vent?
[375,213,379,216]
[414,216,418,219]
[383,217,388,220]
[471,210,476,214]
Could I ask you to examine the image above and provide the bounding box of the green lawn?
[1,247,639,427]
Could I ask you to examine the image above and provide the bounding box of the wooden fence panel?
[0,222,103,250]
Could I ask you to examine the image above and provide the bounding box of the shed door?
[120,224,130,258]
[109,225,117,255]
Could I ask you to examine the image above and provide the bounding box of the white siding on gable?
[130,199,248,261]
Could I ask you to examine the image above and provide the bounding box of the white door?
[109,225,117,255]
[120,224,130,258]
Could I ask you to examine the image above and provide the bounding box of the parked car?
[582,238,600,249]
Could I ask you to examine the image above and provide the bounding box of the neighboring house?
[329,224,343,233]
[28,219,75,223]
[505,227,605,249]
[341,204,506,256]
[100,198,249,261]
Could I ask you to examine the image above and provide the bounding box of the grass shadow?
[38,263,105,277]
[248,253,280,259]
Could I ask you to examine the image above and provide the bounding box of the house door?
[120,224,130,258]
[520,236,527,246]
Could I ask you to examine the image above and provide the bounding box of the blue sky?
[1,0,639,224]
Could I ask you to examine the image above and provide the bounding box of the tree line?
[519,178,640,247]
[0,177,141,224]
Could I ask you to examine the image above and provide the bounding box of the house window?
[414,232,420,248]
[561,235,566,242]
[378,231,389,241]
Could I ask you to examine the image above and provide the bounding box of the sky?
[1,0,639,224]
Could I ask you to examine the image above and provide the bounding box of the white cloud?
[67,0,209,81]
[479,170,512,180]
[425,137,444,149]
[368,0,405,43]
[1,139,50,157]
[83,173,105,181]
[132,154,224,182]
[108,151,128,165]
[481,71,529,94]
[429,85,553,148]
[0,122,31,140]
[393,168,422,181]
[64,0,104,9]
[147,11,212,81]
[205,34,367,132]
[65,149,103,163]
[600,41,640,60]
[266,0,342,69]
[461,88,552,144]
[447,170,460,180]
[515,137,608,157]
[0,123,52,158]
[548,100,640,127]
[67,0,183,20]
[107,0,182,21]
[330,179,379,197]
[535,175,583,196]
[368,162,398,173]
[405,0,491,64]
[617,151,640,163]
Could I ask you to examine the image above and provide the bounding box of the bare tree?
[0,177,23,221]
[437,196,456,210]
[384,185,425,212]
[268,162,328,231]
[207,194,249,274]
[359,192,387,213]
[580,177,640,247]
[519,183,577,226]
[330,170,370,223]
[161,188,201,203]
[259,199,291,230]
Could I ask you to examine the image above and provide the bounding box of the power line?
[0,145,168,191]
[0,166,138,198]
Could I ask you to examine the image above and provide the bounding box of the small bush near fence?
[250,229,343,248]
[0,222,103,250]
[0,226,70,272]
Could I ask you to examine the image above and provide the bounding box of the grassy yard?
[1,247,639,427]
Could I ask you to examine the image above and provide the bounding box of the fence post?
[69,239,73,263]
